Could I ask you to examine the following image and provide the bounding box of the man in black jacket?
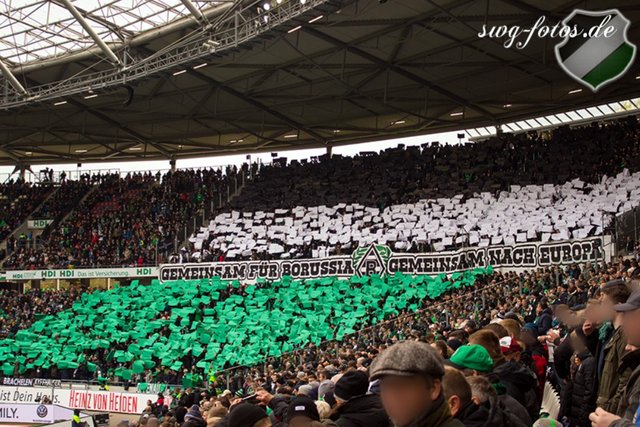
[330,370,389,427]
[535,301,553,336]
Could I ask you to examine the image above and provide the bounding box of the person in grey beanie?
[370,341,464,427]
[318,380,335,401]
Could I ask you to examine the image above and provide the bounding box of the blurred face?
[584,302,604,325]
[600,294,617,322]
[623,309,640,347]
[379,375,440,427]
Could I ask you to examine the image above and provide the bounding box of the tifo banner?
[159,236,611,283]
[0,403,56,424]
[0,377,62,387]
[5,267,158,281]
[0,386,166,414]
[27,219,54,229]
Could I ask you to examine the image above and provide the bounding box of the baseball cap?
[499,336,522,354]
[447,344,494,373]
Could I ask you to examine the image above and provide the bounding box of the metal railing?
[175,168,248,251]
[615,206,640,255]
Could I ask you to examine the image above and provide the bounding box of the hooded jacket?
[488,361,539,420]
[330,394,389,427]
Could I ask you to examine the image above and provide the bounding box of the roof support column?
[59,0,122,66]
[180,0,206,23]
[0,60,27,95]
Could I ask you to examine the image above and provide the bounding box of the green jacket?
[611,363,640,427]
[597,326,628,412]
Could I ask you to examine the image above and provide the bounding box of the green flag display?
[0,268,491,375]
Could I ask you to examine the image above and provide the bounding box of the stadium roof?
[0,0,639,165]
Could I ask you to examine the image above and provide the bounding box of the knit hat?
[334,371,369,401]
[184,405,204,423]
[370,341,445,381]
[447,338,463,351]
[175,406,187,423]
[286,396,320,422]
[317,380,335,400]
[227,403,268,427]
[447,344,494,373]
[297,384,313,397]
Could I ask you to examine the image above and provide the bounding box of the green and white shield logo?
[555,9,636,92]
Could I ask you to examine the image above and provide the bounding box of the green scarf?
[599,321,613,342]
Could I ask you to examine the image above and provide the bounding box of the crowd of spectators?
[2,167,245,269]
[30,180,92,222]
[0,285,89,339]
[0,180,52,242]
[231,118,640,212]
[44,256,636,427]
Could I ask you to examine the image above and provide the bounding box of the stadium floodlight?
[450,112,464,117]
[308,15,323,23]
[173,70,187,76]
[75,149,88,153]
[391,120,405,125]
[193,63,208,70]
[84,94,98,99]
[284,134,298,138]
[300,0,307,4]
[568,88,582,94]
[53,100,67,106]
[288,25,302,33]
[263,2,271,11]
[503,104,512,108]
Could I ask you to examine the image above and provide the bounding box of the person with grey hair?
[444,368,527,427]
[370,341,463,427]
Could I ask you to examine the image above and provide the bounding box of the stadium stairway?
[0,182,100,265]
[178,168,249,252]
[0,184,60,263]
[57,184,100,226]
